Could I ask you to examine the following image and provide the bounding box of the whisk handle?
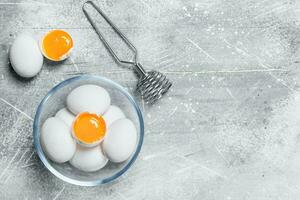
[135,63,147,77]
[83,1,139,67]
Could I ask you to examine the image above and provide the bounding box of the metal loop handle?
[83,1,146,76]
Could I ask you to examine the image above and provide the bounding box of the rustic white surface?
[1,0,300,199]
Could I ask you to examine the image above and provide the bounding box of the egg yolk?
[73,113,106,144]
[42,30,73,61]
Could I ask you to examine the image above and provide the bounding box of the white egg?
[103,105,125,127]
[70,145,108,172]
[66,84,110,115]
[103,118,137,163]
[41,117,76,163]
[55,108,75,128]
[9,33,43,78]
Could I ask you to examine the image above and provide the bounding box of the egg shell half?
[103,105,126,127]
[40,29,73,62]
[70,145,108,172]
[103,118,137,163]
[41,117,76,163]
[66,84,111,115]
[55,107,75,128]
[9,33,43,78]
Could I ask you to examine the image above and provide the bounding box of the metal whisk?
[82,1,172,104]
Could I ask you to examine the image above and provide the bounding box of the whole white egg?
[55,107,75,128]
[66,84,110,115]
[41,117,76,163]
[103,118,137,163]
[103,105,125,127]
[70,145,108,172]
[9,33,43,78]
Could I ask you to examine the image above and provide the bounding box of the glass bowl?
[33,75,144,186]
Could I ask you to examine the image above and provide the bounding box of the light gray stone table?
[1,0,300,199]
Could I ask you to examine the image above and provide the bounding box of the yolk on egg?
[42,30,73,61]
[72,112,106,144]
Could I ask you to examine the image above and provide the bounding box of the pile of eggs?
[9,30,73,78]
[41,84,137,172]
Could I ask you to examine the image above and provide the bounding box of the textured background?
[1,0,300,199]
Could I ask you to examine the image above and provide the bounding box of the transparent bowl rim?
[33,75,144,186]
